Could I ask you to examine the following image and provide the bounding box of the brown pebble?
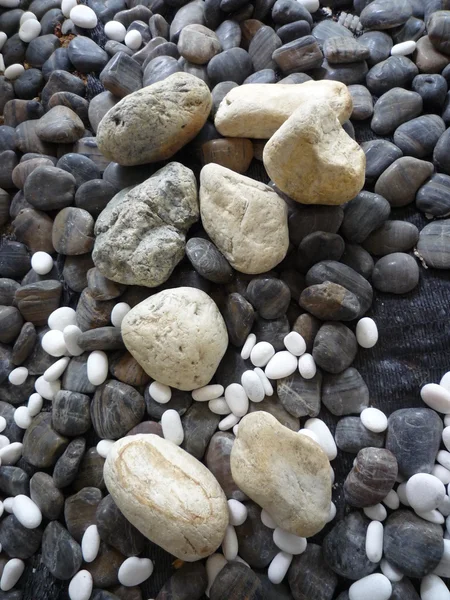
[76,288,115,332]
[299,282,361,321]
[109,351,151,387]
[11,157,54,189]
[12,322,36,366]
[87,268,125,301]
[178,24,221,64]
[126,420,163,436]
[15,280,62,326]
[85,542,125,588]
[12,208,54,254]
[52,207,95,256]
[64,486,103,542]
[344,447,398,507]
[201,138,253,173]
[0,306,23,344]
[63,254,95,293]
[292,313,322,352]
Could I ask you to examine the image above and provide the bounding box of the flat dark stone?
[296,231,345,274]
[42,47,72,80]
[0,515,43,560]
[155,562,207,600]
[412,73,447,111]
[22,412,69,468]
[335,416,385,454]
[252,315,290,351]
[25,34,60,68]
[272,0,312,25]
[391,578,421,600]
[15,281,62,326]
[277,370,321,417]
[207,47,253,85]
[100,51,143,97]
[248,25,281,71]
[428,9,450,54]
[235,502,278,568]
[277,20,310,44]
[288,543,338,600]
[246,277,291,319]
[145,385,192,420]
[42,521,82,580]
[300,282,360,321]
[434,127,450,175]
[206,432,247,500]
[223,292,255,347]
[317,59,368,86]
[287,204,344,246]
[0,240,30,280]
[24,165,75,211]
[91,380,145,439]
[0,466,29,497]
[53,437,86,488]
[76,289,115,332]
[312,322,358,374]
[13,68,44,101]
[209,561,264,600]
[273,36,323,74]
[64,486,102,542]
[96,494,146,557]
[366,56,418,96]
[417,172,450,217]
[341,191,391,244]
[57,153,101,188]
[30,472,64,520]
[375,157,434,208]
[360,0,412,29]
[77,327,124,352]
[363,221,419,256]
[348,84,373,120]
[72,449,104,492]
[186,237,234,284]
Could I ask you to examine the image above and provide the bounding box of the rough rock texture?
[230,412,331,537]
[92,162,198,287]
[263,99,365,205]
[104,434,229,561]
[96,72,212,165]
[214,80,353,138]
[200,164,289,273]
[121,287,228,390]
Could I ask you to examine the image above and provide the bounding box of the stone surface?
[96,494,146,557]
[64,487,102,542]
[23,166,75,211]
[360,0,412,29]
[185,238,233,284]
[335,417,385,454]
[344,447,398,507]
[53,437,86,488]
[372,253,420,294]
[206,431,246,500]
[288,544,338,600]
[0,514,43,560]
[22,413,69,468]
[322,368,369,416]
[296,231,345,273]
[235,502,278,568]
[36,105,84,143]
[42,521,82,580]
[180,402,220,460]
[30,472,64,521]
[277,370,321,418]
[299,282,361,321]
[363,221,419,256]
[393,114,445,159]
[312,322,358,374]
[91,380,145,439]
[222,293,255,347]
[417,220,450,269]
[417,173,450,217]
[366,56,418,96]
[341,191,391,243]
[209,563,264,600]
[375,157,433,208]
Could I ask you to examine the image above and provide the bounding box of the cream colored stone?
[230,411,331,537]
[214,80,353,139]
[199,164,289,274]
[263,99,365,205]
[104,434,229,561]
[121,287,228,391]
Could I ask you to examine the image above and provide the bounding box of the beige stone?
[96,72,212,166]
[104,434,229,561]
[214,80,353,139]
[230,411,331,537]
[199,164,289,273]
[121,287,228,391]
[263,99,365,205]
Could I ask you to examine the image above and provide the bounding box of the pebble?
[265,351,298,380]
[12,494,42,529]
[344,447,398,507]
[91,380,144,440]
[365,521,383,564]
[13,406,31,429]
[8,368,28,386]
[304,417,337,460]
[81,524,100,563]
[321,368,369,416]
[87,351,108,387]
[254,368,274,396]
[360,408,388,433]
[349,574,392,600]
[42,521,82,580]
[19,19,41,43]
[30,472,64,521]
[298,353,317,379]
[149,381,172,404]
[0,443,22,466]
[69,570,93,600]
[4,64,25,81]
[420,575,450,600]
[364,503,387,521]
[161,409,184,445]
[421,383,450,413]
[268,551,293,585]
[405,473,446,512]
[70,5,98,28]
[0,559,25,592]
[273,528,307,555]
[96,440,114,458]
[241,371,264,403]
[356,318,378,349]
[372,253,420,295]
[313,322,357,375]
[241,333,256,360]
[250,342,276,368]
[209,397,231,415]
[432,464,450,484]
[417,220,450,269]
[192,384,223,402]
[380,559,404,583]
[278,370,321,417]
[228,499,247,526]
[391,40,416,55]
[31,251,53,275]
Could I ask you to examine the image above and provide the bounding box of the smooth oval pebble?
[12,494,42,529]
[31,251,54,275]
[372,253,419,295]
[417,220,450,269]
[405,473,446,512]
[265,351,298,380]
[356,318,378,349]
[125,30,142,50]
[363,503,387,521]
[5,64,25,81]
[44,357,70,382]
[149,381,172,404]
[48,307,77,331]
[208,397,231,415]
[304,418,337,460]
[96,439,114,458]
[420,574,450,600]
[421,383,450,414]
[225,383,249,417]
[391,41,416,55]
[241,371,265,403]
[63,325,84,357]
[192,384,223,402]
[250,342,275,367]
[68,570,93,600]
[8,367,28,386]
[379,558,404,582]
[360,408,388,433]
[365,521,383,563]
[273,528,307,555]
[206,554,227,595]
[241,333,257,360]
[81,524,100,563]
[19,19,41,42]
[111,302,131,328]
[254,367,274,396]
[283,332,306,356]
[349,573,392,600]
[0,558,25,592]
[0,442,23,466]
[87,351,108,387]
[118,557,154,586]
[268,551,293,585]
[105,21,127,42]
[219,413,240,431]
[70,5,98,28]
[161,409,184,445]
[228,499,247,526]
[14,406,32,429]
[222,524,238,560]
[28,393,43,417]
[298,353,316,379]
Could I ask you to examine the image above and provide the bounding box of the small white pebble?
[363,503,387,521]
[68,570,93,600]
[124,29,142,50]
[35,376,60,401]
[240,333,256,360]
[104,20,126,41]
[298,428,320,444]
[228,499,247,526]
[8,367,28,386]
[416,509,445,524]
[298,353,316,379]
[31,251,53,275]
[4,64,24,80]
[81,525,101,563]
[360,407,388,433]
[96,439,114,459]
[3,498,14,513]
[27,393,43,417]
[232,424,239,436]
[349,573,392,600]
[0,417,6,433]
[0,33,7,52]
[219,413,240,431]
[380,558,403,582]
[355,317,379,349]
[397,482,410,506]
[192,384,223,402]
[63,325,84,356]
[43,357,70,382]
[19,19,41,42]
[382,489,400,510]
[253,367,273,396]
[0,436,9,450]
[437,450,450,471]
[0,443,22,466]
[48,307,77,331]
[161,409,184,445]
[20,11,37,23]
[439,495,450,517]
[13,407,32,430]
[61,0,77,17]
[250,341,275,367]
[118,557,153,586]
[225,383,249,417]
[441,373,450,393]
[433,538,450,578]
[205,554,227,597]
[149,381,172,404]
[111,302,131,328]
[87,351,108,386]
[327,501,336,523]
[421,383,450,414]
[432,464,450,485]
[283,331,306,356]
[268,551,293,585]
[391,40,416,56]
[443,426,450,451]
[420,574,450,600]
[208,397,230,415]
[304,418,337,460]
[261,508,277,529]
[365,521,383,563]
[12,495,42,529]
[0,54,4,74]
[273,528,307,555]
[241,370,265,403]
[70,4,98,28]
[222,524,238,560]
[42,330,68,357]
[0,559,25,592]
[265,351,297,380]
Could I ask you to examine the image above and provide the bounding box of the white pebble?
[104,20,126,41]
[416,509,445,524]
[48,307,77,331]
[0,559,25,592]
[42,330,68,357]
[441,372,450,393]
[396,482,410,506]
[447,514,450,535]
[20,11,37,23]
[4,64,24,80]
[434,538,450,578]
[124,29,142,50]
[8,367,28,386]
[225,383,249,417]
[219,413,240,431]
[35,376,60,401]
[149,381,172,404]
[250,341,275,367]
[360,407,387,433]
[13,407,32,430]
[298,353,316,379]
[0,417,5,433]
[304,418,337,460]
[241,370,265,402]
[96,439,114,459]
[432,464,450,484]
[205,554,227,597]
[87,351,108,386]
[222,524,238,560]
[421,383,450,414]
[297,0,319,12]
[380,558,403,582]
[241,333,256,359]
[439,495,450,517]
[27,392,43,417]
[327,501,336,523]
[365,521,383,563]
[261,508,277,529]
[0,436,9,450]
[118,557,153,586]
[0,443,22,466]
[420,574,450,600]
[70,4,98,28]
[69,570,93,600]
[3,498,13,513]
[61,0,77,16]
[253,367,273,396]
[382,489,400,510]
[161,409,184,445]
[43,357,70,382]
[349,573,392,600]
[0,54,4,74]
[31,251,53,275]
[111,302,131,328]
[391,40,416,56]
[268,551,293,585]
[356,317,378,348]
[273,528,307,555]
[298,428,320,444]
[228,499,247,526]
[437,449,450,471]
[283,331,306,356]
[81,525,100,563]
[363,503,387,521]
[265,351,297,380]
[19,19,41,42]
[192,384,223,402]
[208,397,230,415]
[63,325,84,356]
[443,426,450,452]
[12,495,42,529]
[0,33,6,52]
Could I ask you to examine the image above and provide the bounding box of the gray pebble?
[416,173,450,217]
[417,219,450,268]
[277,370,321,418]
[53,437,86,488]
[394,114,446,159]
[363,221,419,256]
[322,367,369,416]
[30,472,64,520]
[371,88,423,136]
[42,521,82,580]
[335,416,385,454]
[313,322,357,374]
[372,253,419,294]
[341,191,391,244]
[375,157,434,208]
[366,56,418,96]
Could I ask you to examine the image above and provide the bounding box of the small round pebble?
[63,325,84,357]
[14,406,32,429]
[0,558,25,592]
[31,251,54,275]
[420,383,450,414]
[4,65,25,81]
[208,397,230,415]
[219,413,240,431]
[349,573,392,600]
[28,393,43,417]
[81,524,100,563]
[268,551,293,585]
[363,503,387,521]
[380,558,404,582]
[304,417,337,460]
[383,489,400,511]
[405,473,446,512]
[265,351,298,380]
[365,520,383,563]
[250,342,275,367]
[8,367,28,386]
[35,375,61,401]
[225,383,249,417]
[241,333,256,360]
[42,330,67,357]
[44,357,70,382]
[68,570,93,600]
[222,524,238,560]
[283,331,306,356]
[360,407,388,433]
[241,370,265,403]
[149,381,172,404]
[111,302,131,328]
[273,528,307,555]
[118,557,154,586]
[298,353,317,379]
[96,439,114,458]
[356,318,378,349]
[125,30,142,50]
[12,494,42,529]
[192,384,223,402]
[70,5,98,28]
[105,21,127,42]
[161,409,184,445]
[87,351,108,386]
[62,0,77,17]
[228,499,247,526]
[48,307,77,331]
[254,367,274,396]
[19,19,41,43]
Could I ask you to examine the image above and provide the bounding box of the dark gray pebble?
[300,282,361,321]
[53,437,86,488]
[0,150,19,189]
[341,191,391,244]
[371,87,423,136]
[372,253,420,294]
[277,20,310,44]
[170,0,205,43]
[324,36,370,64]
[428,9,450,55]
[0,307,23,345]
[96,494,146,557]
[392,15,425,43]
[375,156,434,208]
[0,126,15,153]
[72,448,105,492]
[277,370,321,417]
[363,221,419,256]
[15,280,62,326]
[360,0,412,29]
[52,390,91,437]
[86,268,124,301]
[42,521,82,580]
[91,380,145,439]
[207,47,253,85]
[41,47,72,80]
[22,412,69,468]
[186,237,233,284]
[288,543,338,600]
[416,173,450,216]
[215,20,242,50]
[63,254,95,294]
[391,578,421,600]
[317,59,368,86]
[248,25,281,71]
[30,472,64,520]
[145,385,192,420]
[23,165,75,211]
[13,69,44,101]
[155,563,207,600]
[41,70,85,109]
[100,51,143,98]
[412,73,447,111]
[76,289,115,332]
[348,84,373,120]
[252,315,290,351]
[114,5,152,27]
[394,114,446,159]
[417,219,450,268]
[0,467,29,497]
[222,292,254,347]
[434,127,450,175]
[246,277,290,319]
[75,179,116,217]
[312,19,352,44]
[356,31,393,67]
[57,153,100,188]
[366,56,418,96]
[335,416,385,454]
[3,99,44,129]
[273,36,323,74]
[23,328,55,376]
[64,486,102,542]
[287,205,344,246]
[2,34,27,69]
[235,502,278,568]
[272,0,312,25]
[322,367,369,416]
[313,322,357,374]
[344,447,397,507]
[77,327,124,352]
[40,7,65,36]
[209,562,264,600]
[296,232,345,273]
[181,401,220,460]
[25,34,60,68]
[143,55,183,86]
[206,431,247,500]
[0,515,43,560]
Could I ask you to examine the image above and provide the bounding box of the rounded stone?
[42,521,82,580]
[374,157,434,208]
[185,238,233,284]
[372,253,420,294]
[23,166,75,211]
[36,105,85,144]
[91,380,145,440]
[96,494,146,557]
[344,447,398,507]
[246,277,291,319]
[178,24,221,64]
[371,88,423,136]
[393,115,446,159]
[52,207,95,256]
[417,220,450,268]
[362,221,419,256]
[312,322,358,374]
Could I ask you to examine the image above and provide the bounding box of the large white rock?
[104,434,229,561]
[214,80,353,139]
[200,164,289,274]
[121,287,228,390]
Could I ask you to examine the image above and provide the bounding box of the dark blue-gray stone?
[0,515,43,559]
[360,0,412,29]
[68,36,109,73]
[340,244,374,280]
[433,127,450,175]
[13,69,44,100]
[371,88,423,136]
[235,502,278,568]
[277,370,321,417]
[277,20,310,44]
[271,0,312,25]
[344,447,398,507]
[288,543,338,600]
[391,15,426,43]
[223,292,255,347]
[181,401,220,460]
[358,31,393,66]
[412,73,447,111]
[366,56,418,96]
[313,322,358,374]
[42,47,72,79]
[215,20,241,50]
[417,219,450,268]
[391,578,421,600]
[416,173,450,217]
[362,221,419,256]
[57,153,100,188]
[394,114,446,158]
[53,437,86,489]
[207,47,253,85]
[341,191,391,244]
[0,467,29,497]
[335,416,385,453]
[361,139,403,185]
[322,367,369,416]
[186,237,233,284]
[42,521,82,580]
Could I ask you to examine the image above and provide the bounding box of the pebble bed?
[1,0,450,599]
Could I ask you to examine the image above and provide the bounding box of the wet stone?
[313,322,358,374]
[207,47,253,85]
[287,205,344,246]
[348,85,373,120]
[383,510,444,577]
[322,368,369,416]
[394,114,446,159]
[277,370,321,418]
[145,386,192,420]
[185,238,234,284]
[252,315,290,351]
[288,543,338,600]
[341,192,391,244]
[181,401,220,460]
[53,437,86,489]
[371,88,423,136]
[0,467,28,497]
[91,380,145,440]
[375,157,434,208]
[0,515,43,560]
[300,282,361,321]
[30,472,64,520]
[366,56,418,96]
[323,37,370,64]
[235,502,278,568]
[42,521,82,580]
[335,417,385,454]
[206,431,246,500]
[416,173,450,217]
[96,494,146,557]
[344,447,398,507]
[296,232,345,274]
[156,562,207,600]
[417,219,450,268]
[64,487,103,542]
[85,542,124,588]
[22,412,69,468]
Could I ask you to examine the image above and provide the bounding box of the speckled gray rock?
[335,417,385,454]
[372,253,420,294]
[42,521,82,580]
[417,220,450,268]
[375,157,434,208]
[277,370,321,418]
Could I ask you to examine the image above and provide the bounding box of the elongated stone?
[348,84,373,120]
[363,221,419,256]
[223,293,255,347]
[235,502,278,568]
[416,173,450,217]
[322,368,369,416]
[273,36,323,73]
[42,521,82,580]
[371,88,423,136]
[394,115,445,158]
[288,543,338,600]
[361,140,403,185]
[0,514,43,559]
[186,238,233,284]
[374,157,434,208]
[277,370,321,418]
[296,231,345,274]
[360,0,411,29]
[206,432,247,500]
[335,417,385,454]
[53,437,86,488]
[30,472,64,520]
[22,413,69,468]
[62,354,96,395]
[248,25,281,71]
[100,52,143,98]
[64,487,102,542]
[313,322,357,374]
[341,192,391,244]
[417,220,450,268]
[181,402,220,460]
[344,447,397,507]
